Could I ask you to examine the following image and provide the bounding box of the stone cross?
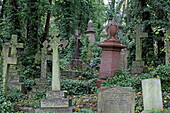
[8,35,23,89]
[49,33,68,91]
[41,40,52,79]
[72,30,82,59]
[166,29,170,64]
[2,44,17,94]
[3,35,24,94]
[131,24,148,60]
[10,35,24,57]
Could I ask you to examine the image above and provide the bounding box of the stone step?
[46,90,67,99]
[35,107,73,113]
[41,98,71,108]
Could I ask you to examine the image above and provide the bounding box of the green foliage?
[53,0,100,39]
[104,64,170,92]
[147,108,170,113]
[61,78,98,95]
[103,65,170,111]
[77,108,94,113]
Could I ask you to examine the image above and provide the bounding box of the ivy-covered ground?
[0,64,170,113]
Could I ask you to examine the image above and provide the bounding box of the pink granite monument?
[97,20,126,87]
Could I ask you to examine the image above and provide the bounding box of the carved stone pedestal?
[35,91,72,113]
[8,74,22,90]
[32,79,50,93]
[131,60,144,74]
[97,38,125,87]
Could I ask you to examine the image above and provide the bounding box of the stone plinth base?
[8,74,22,91]
[131,60,144,74]
[96,79,106,87]
[32,79,50,93]
[39,90,72,113]
[62,70,83,79]
[35,107,72,113]
[8,82,22,90]
[70,59,82,68]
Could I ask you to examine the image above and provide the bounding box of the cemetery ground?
[0,62,170,113]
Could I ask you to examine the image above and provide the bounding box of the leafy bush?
[61,78,98,95]
[103,65,170,111]
[0,85,15,112]
[104,64,170,92]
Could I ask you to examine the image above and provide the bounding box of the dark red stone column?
[97,20,126,87]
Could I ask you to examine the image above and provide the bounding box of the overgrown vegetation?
[0,0,170,112]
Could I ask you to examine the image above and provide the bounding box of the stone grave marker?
[70,30,82,68]
[98,86,135,113]
[85,20,96,60]
[120,48,129,69]
[31,40,52,93]
[166,29,170,64]
[35,33,72,113]
[100,24,108,42]
[85,20,96,45]
[131,24,148,74]
[142,78,163,110]
[8,35,23,90]
[2,44,17,94]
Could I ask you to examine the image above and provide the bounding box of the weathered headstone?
[85,20,96,44]
[85,20,96,60]
[131,24,148,74]
[120,48,129,69]
[142,78,163,110]
[2,44,17,94]
[100,24,107,42]
[31,40,52,93]
[165,29,170,64]
[36,33,72,113]
[8,35,23,90]
[98,86,135,113]
[70,30,82,68]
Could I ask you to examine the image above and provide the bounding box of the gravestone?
[120,48,129,69]
[131,24,148,74]
[70,30,82,68]
[2,44,17,94]
[85,20,96,60]
[100,24,108,42]
[166,29,170,64]
[98,86,135,113]
[142,78,163,110]
[31,40,52,93]
[85,20,96,44]
[8,35,24,90]
[35,33,72,113]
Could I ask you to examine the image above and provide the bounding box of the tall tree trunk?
[26,0,39,55]
[10,0,21,36]
[42,0,52,43]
